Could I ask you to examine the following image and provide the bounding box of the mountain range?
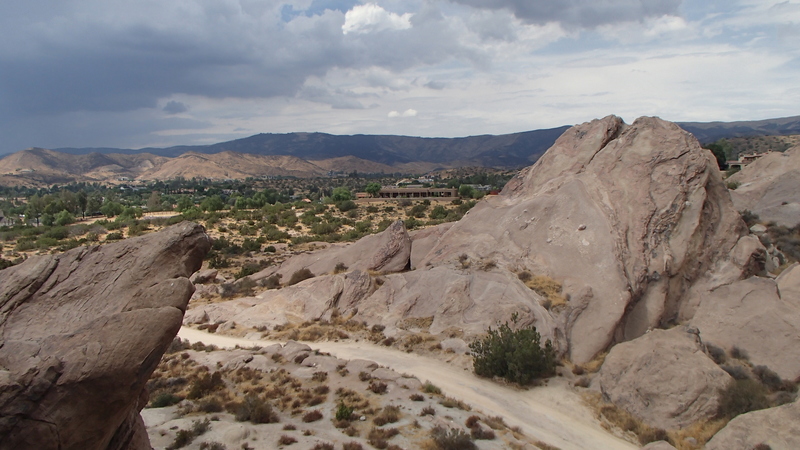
[1,115,799,186]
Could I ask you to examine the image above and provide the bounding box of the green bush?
[336,402,355,421]
[469,314,556,385]
[149,392,182,408]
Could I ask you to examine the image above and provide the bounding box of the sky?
[0,0,799,155]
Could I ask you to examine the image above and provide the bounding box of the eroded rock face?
[691,273,800,380]
[705,398,800,450]
[592,327,731,430]
[729,145,800,227]
[0,222,210,450]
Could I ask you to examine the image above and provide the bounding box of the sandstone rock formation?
[705,398,800,450]
[416,116,758,363]
[0,222,210,450]
[251,219,411,283]
[728,145,800,227]
[593,327,731,429]
[690,270,800,380]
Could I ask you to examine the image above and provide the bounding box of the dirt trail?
[178,327,636,450]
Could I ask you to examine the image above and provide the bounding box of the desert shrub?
[105,231,124,241]
[706,343,727,364]
[373,405,400,425]
[465,416,480,428]
[483,416,506,430]
[637,427,669,445]
[439,397,470,410]
[359,371,372,381]
[367,427,399,448]
[721,365,750,380]
[167,418,211,450]
[312,371,328,382]
[726,181,740,190]
[343,443,363,450]
[262,273,282,289]
[278,435,297,445]
[752,365,789,391]
[717,378,771,418]
[234,395,279,424]
[287,268,315,286]
[187,372,224,399]
[149,392,182,408]
[336,402,355,421]
[302,409,323,422]
[420,406,435,416]
[196,398,224,413]
[311,443,334,450]
[409,393,424,401]
[730,346,749,361]
[368,381,388,394]
[283,424,296,430]
[430,426,476,450]
[422,382,441,395]
[333,262,349,274]
[470,426,495,440]
[198,442,226,450]
[469,314,556,385]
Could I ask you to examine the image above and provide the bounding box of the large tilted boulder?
[593,327,732,430]
[705,398,800,450]
[691,270,800,380]
[0,222,211,450]
[416,116,758,363]
[728,145,800,227]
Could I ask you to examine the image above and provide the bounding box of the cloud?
[449,0,683,28]
[163,100,188,114]
[388,109,418,118]
[342,3,413,34]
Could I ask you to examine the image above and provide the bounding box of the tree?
[25,194,45,226]
[331,187,352,202]
[101,201,124,218]
[469,314,556,385]
[176,195,194,212]
[200,195,224,212]
[458,185,475,199]
[365,182,381,197]
[146,191,162,212]
[704,139,734,170]
[77,190,88,218]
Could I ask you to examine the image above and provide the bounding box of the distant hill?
[678,115,800,144]
[55,127,572,169]
[3,114,800,187]
[0,148,406,187]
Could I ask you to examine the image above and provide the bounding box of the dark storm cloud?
[450,0,682,28]
[163,101,189,114]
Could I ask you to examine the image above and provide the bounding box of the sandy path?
[178,327,636,450]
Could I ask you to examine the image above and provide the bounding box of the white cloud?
[388,108,418,118]
[342,3,413,35]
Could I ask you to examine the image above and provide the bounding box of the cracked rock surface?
[0,222,210,450]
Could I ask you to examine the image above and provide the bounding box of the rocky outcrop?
[251,220,411,284]
[0,222,210,450]
[705,398,800,450]
[193,116,762,368]
[416,116,756,363]
[593,327,731,430]
[729,146,800,227]
[691,271,800,380]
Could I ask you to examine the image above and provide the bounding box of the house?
[726,151,772,170]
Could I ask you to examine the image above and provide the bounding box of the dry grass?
[584,392,670,446]
[524,275,566,309]
[667,419,728,450]
[582,351,608,374]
